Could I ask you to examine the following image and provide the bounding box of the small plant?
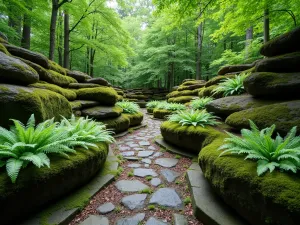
[190,97,214,110]
[145,176,153,181]
[127,169,134,177]
[140,187,153,194]
[158,184,165,188]
[115,206,122,213]
[146,100,161,109]
[116,101,140,114]
[168,109,220,127]
[175,154,182,159]
[148,205,155,210]
[184,197,191,205]
[159,205,167,210]
[219,120,300,176]
[175,179,182,185]
[213,73,249,97]
[165,103,186,111]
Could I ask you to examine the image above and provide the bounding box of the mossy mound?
[48,60,67,75]
[244,72,300,99]
[0,84,72,128]
[86,77,109,86]
[123,112,144,127]
[100,114,130,134]
[225,100,300,135]
[0,143,108,225]
[126,94,148,100]
[218,64,254,75]
[177,83,206,91]
[182,80,205,86]
[76,87,118,106]
[29,82,77,101]
[167,89,199,98]
[70,101,82,110]
[205,75,235,87]
[198,85,223,99]
[153,109,172,119]
[82,106,123,119]
[69,83,101,89]
[168,96,197,104]
[67,70,91,82]
[199,135,300,225]
[161,121,221,153]
[117,95,124,101]
[43,70,78,87]
[147,108,154,114]
[0,43,10,55]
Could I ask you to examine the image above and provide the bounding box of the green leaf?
[6,158,23,183]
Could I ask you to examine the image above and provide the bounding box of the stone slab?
[134,168,158,177]
[138,151,154,157]
[79,215,109,225]
[155,158,178,168]
[173,214,188,225]
[115,180,149,192]
[161,169,180,183]
[122,194,147,210]
[146,217,169,225]
[97,202,115,214]
[149,188,183,209]
[116,213,145,225]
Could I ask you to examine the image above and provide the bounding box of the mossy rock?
[48,60,67,75]
[86,77,109,86]
[199,135,300,225]
[161,121,222,153]
[182,80,205,86]
[153,109,172,119]
[0,143,108,225]
[168,96,197,104]
[255,52,300,73]
[218,64,254,75]
[244,72,300,98]
[123,98,138,102]
[126,94,148,100]
[177,83,205,91]
[44,70,78,87]
[69,83,101,89]
[199,85,223,99]
[206,95,282,118]
[117,95,124,101]
[116,90,124,96]
[69,101,82,110]
[67,70,91,82]
[123,112,144,127]
[137,101,147,108]
[147,108,154,114]
[167,89,200,98]
[82,106,123,119]
[0,52,39,85]
[0,83,72,127]
[260,27,300,57]
[72,100,99,109]
[0,36,8,44]
[4,44,50,69]
[29,82,77,101]
[225,100,300,135]
[76,87,118,106]
[100,114,130,134]
[0,43,10,55]
[205,75,235,87]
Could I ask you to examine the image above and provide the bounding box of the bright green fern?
[190,97,214,110]
[218,120,300,176]
[116,101,140,114]
[146,100,161,109]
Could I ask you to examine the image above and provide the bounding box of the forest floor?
[69,109,203,225]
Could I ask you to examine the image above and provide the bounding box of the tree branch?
[58,0,72,8]
[70,44,85,52]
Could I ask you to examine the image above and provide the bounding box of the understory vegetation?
[190,97,214,110]
[116,101,140,114]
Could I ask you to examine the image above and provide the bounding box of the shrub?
[213,73,249,97]
[218,120,300,176]
[146,100,161,109]
[116,101,140,114]
[167,109,220,127]
[190,97,214,110]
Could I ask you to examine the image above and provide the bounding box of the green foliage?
[213,73,249,97]
[219,120,300,176]
[139,187,153,194]
[116,101,140,114]
[155,101,186,111]
[190,97,214,110]
[184,196,191,205]
[146,100,161,109]
[148,204,155,210]
[145,176,152,181]
[167,110,220,127]
[0,114,114,183]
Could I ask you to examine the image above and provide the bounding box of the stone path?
[71,110,203,225]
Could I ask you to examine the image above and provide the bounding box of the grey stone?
[139,141,151,146]
[151,178,161,187]
[134,168,158,177]
[121,151,135,157]
[144,164,150,168]
[138,151,154,158]
[80,215,109,225]
[148,146,156,150]
[133,147,144,151]
[149,188,183,209]
[145,217,169,225]
[173,214,188,225]
[129,144,139,148]
[125,141,135,145]
[121,194,147,210]
[119,146,131,151]
[153,152,163,158]
[141,159,151,164]
[82,106,122,119]
[155,158,178,168]
[116,213,145,225]
[115,180,149,192]
[124,157,140,161]
[97,202,115,214]
[161,169,180,183]
[128,163,141,168]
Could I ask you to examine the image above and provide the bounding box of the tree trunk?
[64,11,70,69]
[245,27,253,59]
[21,11,31,49]
[196,22,203,80]
[49,0,59,60]
[57,11,63,66]
[264,9,270,43]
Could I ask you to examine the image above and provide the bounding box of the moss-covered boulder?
[137,101,147,108]
[198,85,223,99]
[48,60,67,75]
[0,52,39,85]
[177,83,206,91]
[72,100,99,109]
[70,101,82,110]
[4,44,50,69]
[101,114,130,133]
[153,109,172,119]
[260,27,300,57]
[199,135,300,225]
[205,74,235,87]
[67,70,91,82]
[0,43,10,55]
[182,80,205,86]
[147,108,154,114]
[167,89,199,98]
[0,84,72,128]
[29,82,77,101]
[161,121,221,153]
[0,143,108,225]
[126,94,148,100]
[244,72,300,98]
[69,83,101,89]
[44,70,78,87]
[86,77,109,86]
[225,101,300,135]
[218,64,253,75]
[82,106,123,119]
[206,95,281,118]
[168,96,197,104]
[123,112,144,127]
[255,52,300,73]
[76,87,118,106]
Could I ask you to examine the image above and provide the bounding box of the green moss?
[69,101,82,110]
[126,94,148,100]
[117,95,124,101]
[182,80,203,86]
[76,87,118,106]
[29,82,77,101]
[153,109,172,119]
[168,96,196,104]
[45,70,77,87]
[0,37,8,44]
[167,89,200,98]
[123,112,144,127]
[0,43,10,55]
[48,60,67,75]
[205,75,234,87]
[117,90,124,95]
[100,114,130,134]
[147,108,154,114]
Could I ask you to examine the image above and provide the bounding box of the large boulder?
[76,87,118,106]
[67,70,91,82]
[69,83,101,89]
[153,109,172,119]
[0,84,72,128]
[4,44,50,69]
[260,27,300,57]
[244,72,300,98]
[48,60,67,75]
[177,83,206,91]
[0,52,39,85]
[168,96,197,104]
[167,89,199,98]
[82,106,123,119]
[124,112,144,127]
[72,100,100,109]
[206,95,281,117]
[101,114,130,134]
[225,101,300,135]
[86,77,109,86]
[218,64,254,75]
[45,70,77,87]
[255,52,300,73]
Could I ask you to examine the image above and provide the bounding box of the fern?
[146,100,161,109]
[219,120,300,176]
[167,109,220,127]
[116,101,140,114]
[190,97,214,110]
[154,101,186,111]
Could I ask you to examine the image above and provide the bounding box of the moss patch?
[153,109,172,119]
[168,96,196,104]
[123,112,144,127]
[43,70,77,87]
[100,114,130,134]
[0,43,10,55]
[182,80,204,86]
[48,60,67,75]
[76,87,118,106]
[167,89,200,98]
